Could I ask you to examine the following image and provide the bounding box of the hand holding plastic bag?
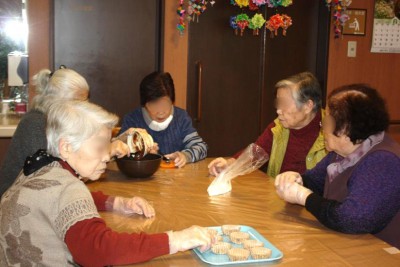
[113,128,154,159]
[207,143,269,196]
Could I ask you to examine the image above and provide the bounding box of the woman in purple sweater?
[275,84,400,248]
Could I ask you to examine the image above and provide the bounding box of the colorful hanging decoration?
[231,0,292,8]
[177,0,186,35]
[266,0,293,8]
[253,0,268,6]
[248,0,259,11]
[266,14,284,37]
[236,13,250,36]
[325,0,352,38]
[187,0,208,22]
[176,0,215,35]
[265,14,292,37]
[281,14,292,36]
[229,0,293,37]
[235,0,249,8]
[249,13,266,35]
[230,15,239,35]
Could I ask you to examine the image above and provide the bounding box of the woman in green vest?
[208,72,327,178]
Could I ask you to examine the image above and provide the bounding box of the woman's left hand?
[274,171,303,192]
[113,196,155,218]
[110,140,130,158]
[165,151,189,168]
[276,182,313,206]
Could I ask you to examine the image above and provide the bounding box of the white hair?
[46,100,118,157]
[31,68,90,113]
[275,72,322,113]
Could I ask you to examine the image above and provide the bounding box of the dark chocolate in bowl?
[116,153,161,178]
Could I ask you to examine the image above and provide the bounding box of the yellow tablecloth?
[86,159,400,266]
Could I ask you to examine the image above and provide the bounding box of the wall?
[326,0,400,141]
[163,1,188,109]
[27,0,51,104]
[26,1,400,141]
[27,0,188,109]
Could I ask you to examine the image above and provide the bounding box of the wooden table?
[87,159,400,266]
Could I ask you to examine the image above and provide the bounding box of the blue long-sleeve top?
[119,107,207,162]
[303,151,400,234]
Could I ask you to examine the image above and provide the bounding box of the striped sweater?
[120,107,207,162]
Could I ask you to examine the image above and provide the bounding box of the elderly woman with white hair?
[0,67,129,198]
[0,100,213,266]
[274,84,400,248]
[208,72,327,178]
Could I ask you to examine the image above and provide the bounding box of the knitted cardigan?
[0,110,47,198]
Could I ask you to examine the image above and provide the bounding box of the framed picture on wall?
[343,9,367,36]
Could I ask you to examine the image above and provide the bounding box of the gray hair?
[31,68,89,113]
[275,72,322,113]
[46,100,118,157]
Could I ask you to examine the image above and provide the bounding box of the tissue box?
[8,52,29,86]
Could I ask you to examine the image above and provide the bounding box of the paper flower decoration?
[249,13,266,35]
[266,0,293,7]
[176,0,215,34]
[280,0,293,7]
[230,15,239,35]
[266,14,284,37]
[235,13,250,36]
[176,0,186,35]
[229,0,294,37]
[235,0,250,8]
[325,0,352,38]
[281,14,292,36]
[252,0,267,6]
[248,0,259,11]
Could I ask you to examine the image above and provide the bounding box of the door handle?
[195,61,202,122]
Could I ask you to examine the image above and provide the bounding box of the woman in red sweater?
[0,100,212,266]
[208,72,327,178]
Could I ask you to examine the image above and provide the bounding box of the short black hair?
[139,72,175,106]
[328,84,390,144]
[275,72,322,113]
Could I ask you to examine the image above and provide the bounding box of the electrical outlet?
[347,41,357,57]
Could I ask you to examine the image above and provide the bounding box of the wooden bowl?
[116,153,161,178]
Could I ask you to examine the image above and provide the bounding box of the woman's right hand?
[207,157,235,176]
[167,225,214,254]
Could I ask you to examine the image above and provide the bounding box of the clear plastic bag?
[115,128,154,159]
[207,143,269,196]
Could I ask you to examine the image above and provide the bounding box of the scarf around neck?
[327,131,385,182]
[23,149,80,178]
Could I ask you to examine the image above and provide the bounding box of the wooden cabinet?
[187,0,330,156]
[53,0,162,119]
[0,138,12,165]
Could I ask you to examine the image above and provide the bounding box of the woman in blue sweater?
[275,84,400,248]
[120,72,207,168]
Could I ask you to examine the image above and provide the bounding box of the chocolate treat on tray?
[228,248,250,261]
[250,247,272,259]
[229,231,250,244]
[221,225,241,235]
[243,239,264,249]
[211,242,232,255]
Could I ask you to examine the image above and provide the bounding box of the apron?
[323,134,400,248]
